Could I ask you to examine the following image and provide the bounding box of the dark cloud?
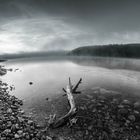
[0,0,140,54]
[1,0,140,30]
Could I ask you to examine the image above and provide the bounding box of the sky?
[0,0,140,54]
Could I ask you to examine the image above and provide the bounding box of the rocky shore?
[47,89,140,140]
[74,90,140,140]
[1,66,140,140]
[0,66,7,76]
[0,67,52,140]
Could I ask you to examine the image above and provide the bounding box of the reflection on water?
[1,57,140,112]
[70,56,140,71]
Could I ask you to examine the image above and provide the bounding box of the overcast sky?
[0,0,140,54]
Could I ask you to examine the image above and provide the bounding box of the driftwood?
[48,78,82,128]
[62,78,82,96]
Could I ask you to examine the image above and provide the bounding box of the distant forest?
[1,44,140,60]
[70,44,140,58]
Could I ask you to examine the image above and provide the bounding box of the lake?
[1,56,140,123]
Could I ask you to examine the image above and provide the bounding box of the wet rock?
[98,95,106,101]
[8,68,13,72]
[112,98,119,104]
[92,108,97,113]
[46,136,52,140]
[122,99,131,105]
[14,133,20,139]
[3,129,11,134]
[18,116,24,123]
[10,116,16,122]
[128,115,136,121]
[118,104,124,108]
[88,125,93,130]
[79,106,85,110]
[29,82,33,85]
[25,133,30,139]
[126,119,131,124]
[86,95,93,99]
[134,102,140,108]
[19,110,25,114]
[11,124,16,132]
[7,121,12,128]
[36,132,41,138]
[134,110,140,115]
[118,108,128,115]
[11,105,18,109]
[15,123,19,129]
[100,88,109,94]
[85,130,89,135]
[17,130,23,135]
[1,137,6,140]
[27,120,34,125]
[6,108,12,113]
[41,135,46,139]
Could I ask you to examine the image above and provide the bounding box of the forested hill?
[70,44,140,58]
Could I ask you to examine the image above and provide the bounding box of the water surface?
[1,57,140,121]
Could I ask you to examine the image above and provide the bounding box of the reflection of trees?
[70,56,140,71]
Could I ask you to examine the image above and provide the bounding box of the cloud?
[0,17,98,54]
[0,0,140,54]
[0,15,140,54]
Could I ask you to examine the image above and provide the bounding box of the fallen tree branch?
[63,78,82,95]
[48,78,82,129]
[72,78,82,93]
[62,88,66,93]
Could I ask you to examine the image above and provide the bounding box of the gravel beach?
[0,67,52,140]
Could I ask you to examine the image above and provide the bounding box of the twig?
[72,78,82,93]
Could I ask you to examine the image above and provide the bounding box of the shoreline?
[1,66,140,139]
[0,67,53,139]
[0,66,7,76]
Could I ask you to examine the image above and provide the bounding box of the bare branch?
[69,77,72,91]
[73,91,81,94]
[72,78,82,93]
[62,88,66,93]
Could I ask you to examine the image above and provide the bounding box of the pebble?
[128,115,136,121]
[7,108,12,113]
[14,134,20,139]
[7,121,12,127]
[122,100,131,105]
[29,82,33,85]
[134,110,140,115]
[17,130,23,135]
[88,125,93,130]
[118,104,124,108]
[46,136,52,140]
[27,120,34,125]
[3,129,11,134]
[118,108,128,114]
[134,102,140,108]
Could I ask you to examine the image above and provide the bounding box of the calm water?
[1,57,140,119]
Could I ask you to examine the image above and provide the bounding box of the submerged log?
[49,78,82,129]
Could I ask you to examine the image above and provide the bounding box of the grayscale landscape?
[1,0,140,139]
